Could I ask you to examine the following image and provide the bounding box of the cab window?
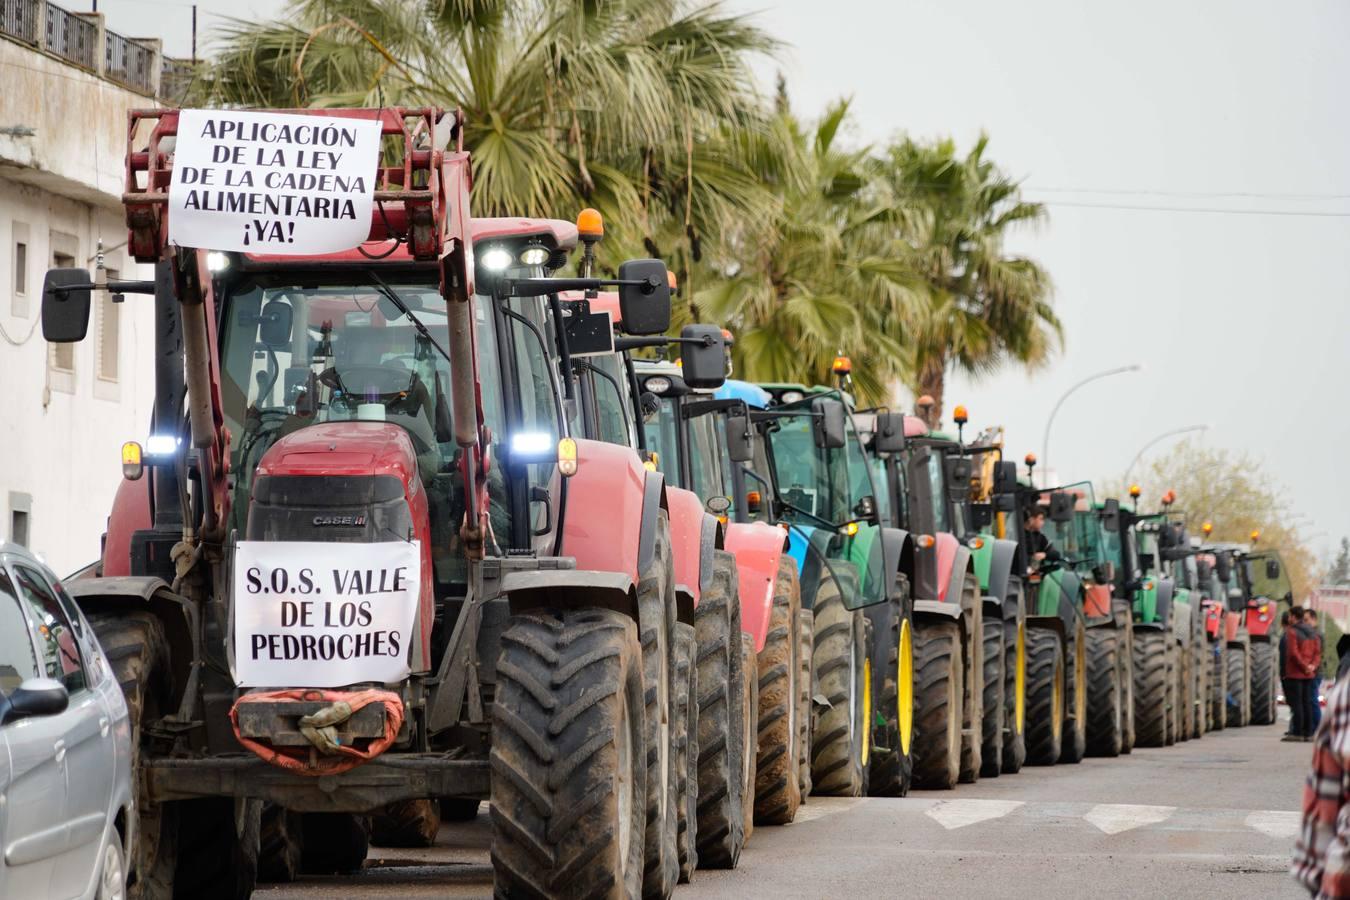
[688,414,725,504]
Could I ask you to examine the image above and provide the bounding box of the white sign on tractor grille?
[168,108,381,255]
[233,540,421,687]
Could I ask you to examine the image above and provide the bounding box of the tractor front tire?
[912,619,963,788]
[867,576,913,796]
[797,607,815,800]
[1085,627,1123,757]
[490,608,646,900]
[1001,617,1027,775]
[694,551,748,868]
[674,623,699,883]
[1133,630,1169,747]
[755,557,803,823]
[1060,623,1088,764]
[1024,627,1065,766]
[979,617,1006,778]
[1251,641,1278,726]
[809,567,868,796]
[638,514,679,899]
[1226,643,1251,727]
[1209,644,1226,732]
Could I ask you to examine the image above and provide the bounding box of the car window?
[13,564,87,693]
[0,569,40,697]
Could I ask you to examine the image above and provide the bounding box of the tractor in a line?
[1231,540,1292,726]
[42,107,729,899]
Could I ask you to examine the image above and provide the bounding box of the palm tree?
[875,135,1059,427]
[193,0,778,265]
[696,91,922,403]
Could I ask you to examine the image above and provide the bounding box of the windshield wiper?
[366,270,453,366]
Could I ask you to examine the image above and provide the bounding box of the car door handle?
[99,716,110,738]
[53,740,66,764]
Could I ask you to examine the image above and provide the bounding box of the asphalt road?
[258,717,1311,899]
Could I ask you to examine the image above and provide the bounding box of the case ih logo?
[312,515,366,527]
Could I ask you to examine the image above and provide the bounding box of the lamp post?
[1042,364,1142,486]
[1123,424,1209,487]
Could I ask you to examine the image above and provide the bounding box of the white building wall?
[0,37,159,575]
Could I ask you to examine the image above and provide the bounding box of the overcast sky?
[93,0,1350,559]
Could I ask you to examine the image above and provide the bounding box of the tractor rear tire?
[1226,643,1251,727]
[258,807,303,884]
[1194,638,1209,738]
[1085,627,1123,757]
[1209,644,1226,732]
[867,575,914,797]
[174,799,261,898]
[912,619,963,788]
[370,799,440,848]
[86,610,181,899]
[1251,641,1278,726]
[638,514,679,899]
[297,814,368,876]
[1119,616,1136,754]
[674,623,699,883]
[1180,641,1196,741]
[1024,627,1064,766]
[694,551,748,868]
[1001,617,1027,775]
[1164,642,1179,746]
[755,557,803,822]
[958,583,984,785]
[739,632,759,843]
[797,607,815,800]
[809,566,868,796]
[1060,622,1087,765]
[979,617,1006,778]
[490,608,646,899]
[1133,630,1169,747]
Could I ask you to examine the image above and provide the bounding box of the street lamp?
[1123,424,1209,486]
[1042,364,1142,484]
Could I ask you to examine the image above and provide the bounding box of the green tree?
[874,135,1059,427]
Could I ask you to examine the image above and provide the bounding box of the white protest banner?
[233,540,421,688]
[168,109,381,255]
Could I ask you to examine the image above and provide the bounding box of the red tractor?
[43,107,718,899]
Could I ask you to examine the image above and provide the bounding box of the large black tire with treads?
[755,556,803,822]
[868,575,914,797]
[912,619,963,788]
[809,565,868,796]
[796,607,815,800]
[1060,622,1087,764]
[673,623,698,883]
[694,550,747,868]
[371,799,440,848]
[979,617,1005,778]
[1024,627,1064,766]
[1163,641,1178,746]
[1118,614,1136,754]
[1226,642,1251,727]
[738,633,758,841]
[637,514,678,898]
[1132,630,1168,747]
[1193,634,1209,738]
[957,583,983,784]
[1209,644,1226,732]
[1251,641,1278,726]
[1085,627,1123,757]
[1001,615,1027,775]
[258,807,303,884]
[1177,640,1195,741]
[490,608,645,899]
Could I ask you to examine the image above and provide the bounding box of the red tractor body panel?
[101,477,152,576]
[1225,610,1243,643]
[1246,600,1276,639]
[935,531,962,603]
[1084,583,1112,618]
[665,486,706,608]
[254,423,435,670]
[723,521,787,652]
[559,438,646,585]
[1203,598,1224,640]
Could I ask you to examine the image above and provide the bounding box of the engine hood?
[256,422,420,489]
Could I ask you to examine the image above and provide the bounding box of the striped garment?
[1294,677,1350,898]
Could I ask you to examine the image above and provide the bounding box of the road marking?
[1245,810,1300,840]
[792,797,862,824]
[1084,804,1175,834]
[925,799,1024,830]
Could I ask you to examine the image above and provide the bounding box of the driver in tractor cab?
[1022,503,1063,571]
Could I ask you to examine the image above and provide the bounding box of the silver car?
[0,543,132,899]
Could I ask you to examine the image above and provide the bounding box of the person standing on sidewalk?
[1287,607,1325,742]
[1308,608,1326,733]
[1284,610,1296,736]
[1293,676,1350,897]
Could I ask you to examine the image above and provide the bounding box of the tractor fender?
[938,540,973,607]
[878,526,916,600]
[66,576,197,715]
[983,537,1019,621]
[725,520,789,652]
[101,477,152,577]
[1153,578,1175,631]
[664,486,709,623]
[698,511,725,596]
[559,438,658,585]
[913,531,965,604]
[915,594,971,646]
[502,569,636,619]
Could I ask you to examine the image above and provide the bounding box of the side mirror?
[617,259,672,336]
[259,299,294,348]
[993,492,1016,513]
[854,495,877,522]
[812,398,847,450]
[42,268,93,343]
[1215,554,1232,583]
[725,412,753,463]
[971,502,994,530]
[944,456,972,504]
[705,495,731,517]
[1138,552,1155,572]
[992,460,1018,496]
[3,678,69,724]
[1266,558,1281,579]
[873,412,907,454]
[1101,498,1121,533]
[1048,491,1074,523]
[679,325,726,389]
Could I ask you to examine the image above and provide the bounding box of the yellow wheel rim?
[1052,655,1063,744]
[1075,635,1087,727]
[1014,621,1026,734]
[899,618,914,756]
[861,657,872,767]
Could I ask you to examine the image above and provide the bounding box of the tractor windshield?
[643,395,682,489]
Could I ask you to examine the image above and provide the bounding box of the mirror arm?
[50,280,156,296]
[505,276,659,298]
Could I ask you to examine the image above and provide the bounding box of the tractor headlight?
[780,390,804,404]
[479,246,513,272]
[645,376,672,395]
[518,246,551,266]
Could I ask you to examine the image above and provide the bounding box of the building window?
[8,492,32,548]
[48,241,78,391]
[11,222,31,318]
[96,268,120,384]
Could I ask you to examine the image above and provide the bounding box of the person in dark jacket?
[1286,606,1324,741]
[1281,610,1294,736]
[1024,505,1062,568]
[1307,608,1325,732]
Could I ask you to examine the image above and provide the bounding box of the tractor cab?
[1239,549,1292,640]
